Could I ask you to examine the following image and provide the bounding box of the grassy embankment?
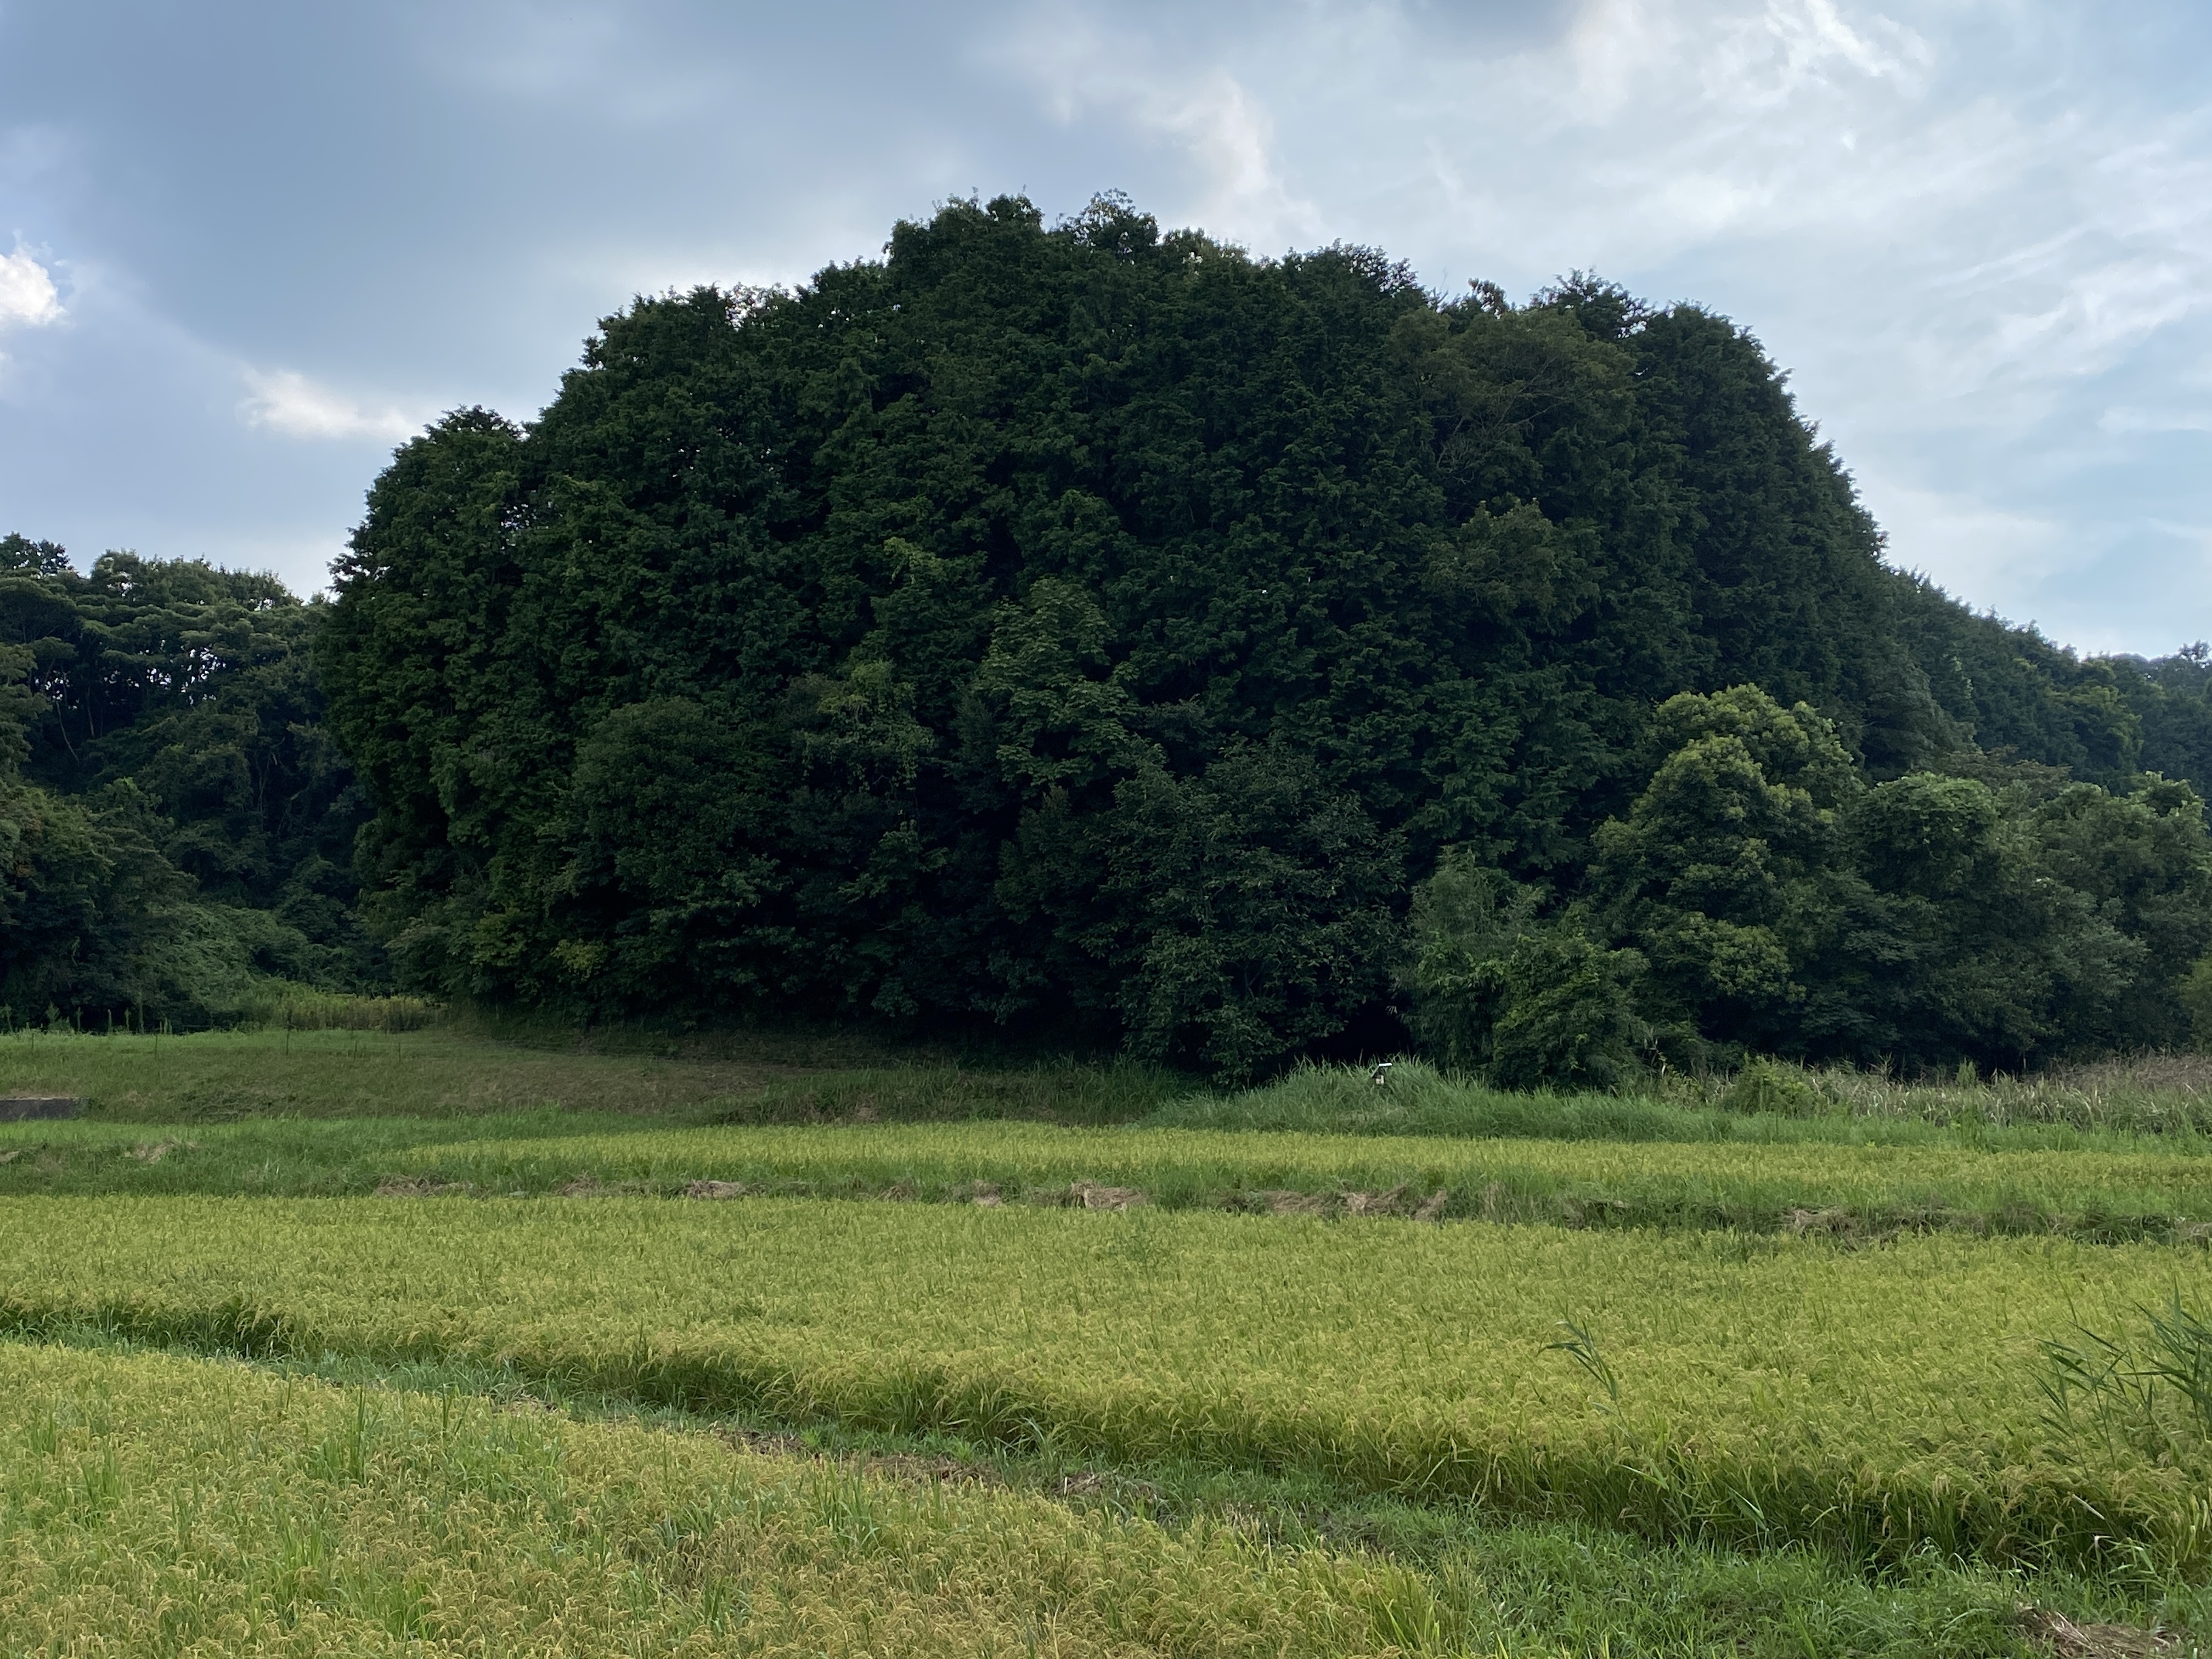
[9,1026,2211,1139]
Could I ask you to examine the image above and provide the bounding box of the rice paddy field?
[6,1025,2212,1654]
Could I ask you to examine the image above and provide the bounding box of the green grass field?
[3,1025,2210,1654]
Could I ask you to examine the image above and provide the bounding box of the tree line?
[0,534,372,1026]
[8,194,2212,1074]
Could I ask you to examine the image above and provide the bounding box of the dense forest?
[0,533,374,1026]
[9,195,2212,1077]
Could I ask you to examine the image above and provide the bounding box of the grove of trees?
[0,534,373,1026]
[9,194,2212,1077]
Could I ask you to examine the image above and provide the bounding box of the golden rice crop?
[0,1341,1440,1657]
[390,1120,2212,1238]
[2,1196,2208,1571]
[8,1114,2212,1239]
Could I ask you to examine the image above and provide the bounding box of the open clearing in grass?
[5,1196,2210,1574]
[4,1339,2137,1659]
[10,1115,2212,1242]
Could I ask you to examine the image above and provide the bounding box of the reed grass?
[1176,1056,2212,1141]
[1681,1052,2212,1136]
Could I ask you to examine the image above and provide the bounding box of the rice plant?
[2,1193,2208,1572]
[0,1342,1442,1657]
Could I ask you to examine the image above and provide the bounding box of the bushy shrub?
[1719,1058,1826,1117]
[1410,853,1647,1090]
[2181,956,2212,1050]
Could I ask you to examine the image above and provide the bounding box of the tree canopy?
[0,534,376,1026]
[46,190,2193,1077]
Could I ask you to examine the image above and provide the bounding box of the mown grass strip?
[3,1196,2209,1573]
[0,1110,659,1196]
[0,1026,1185,1126]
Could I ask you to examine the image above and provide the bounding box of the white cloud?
[1150,71,1324,249]
[239,369,422,442]
[1855,478,2072,605]
[0,246,63,329]
[1708,0,1925,104]
[8,0,2210,652]
[996,10,1324,252]
[980,0,2212,648]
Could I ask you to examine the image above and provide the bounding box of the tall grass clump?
[1149,1058,1713,1141]
[1166,1053,2212,1143]
[1677,1053,2212,1137]
[2041,1294,2212,1471]
[235,986,441,1033]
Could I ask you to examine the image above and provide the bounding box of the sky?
[1,1,2208,658]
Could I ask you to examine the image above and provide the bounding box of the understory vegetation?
[0,536,380,1031]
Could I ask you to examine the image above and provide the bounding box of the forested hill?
[10,194,2212,1072]
[306,195,2212,1077]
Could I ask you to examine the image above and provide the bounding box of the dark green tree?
[1589,686,1859,1056]
[1408,853,1646,1089]
[317,195,2212,1074]
[0,538,383,1021]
